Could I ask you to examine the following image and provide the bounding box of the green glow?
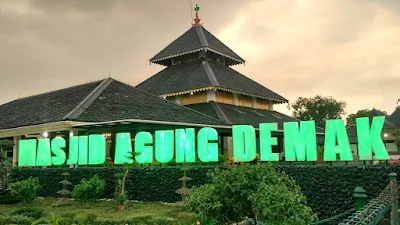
[155,130,174,163]
[36,138,52,166]
[259,123,278,161]
[67,136,79,165]
[51,137,66,166]
[115,133,133,164]
[324,119,353,161]
[357,116,389,160]
[198,127,218,162]
[232,125,256,162]
[284,121,317,161]
[18,140,37,167]
[78,136,89,165]
[135,132,153,164]
[175,128,196,163]
[88,135,106,165]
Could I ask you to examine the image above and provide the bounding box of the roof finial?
[397,98,400,109]
[192,4,202,27]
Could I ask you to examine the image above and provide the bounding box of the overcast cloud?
[0,0,399,117]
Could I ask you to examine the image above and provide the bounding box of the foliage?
[0,139,14,149]
[11,207,43,219]
[94,215,177,225]
[114,167,129,210]
[0,191,22,204]
[186,164,316,224]
[4,214,34,225]
[345,109,388,127]
[10,165,400,220]
[72,175,105,201]
[31,212,61,225]
[9,166,214,202]
[290,95,346,128]
[8,177,41,202]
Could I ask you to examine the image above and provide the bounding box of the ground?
[0,197,192,223]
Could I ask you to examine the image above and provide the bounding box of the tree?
[346,109,388,127]
[290,95,346,128]
[185,164,316,224]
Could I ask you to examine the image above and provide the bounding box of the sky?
[0,0,399,118]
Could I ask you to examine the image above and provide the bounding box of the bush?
[0,190,22,204]
[94,216,176,225]
[8,177,41,202]
[5,214,34,225]
[186,164,316,224]
[72,175,105,201]
[11,207,44,219]
[9,164,400,220]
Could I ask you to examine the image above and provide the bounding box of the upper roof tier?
[150,26,245,66]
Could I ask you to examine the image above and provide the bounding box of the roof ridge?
[195,26,209,47]
[112,79,229,125]
[202,60,220,86]
[209,102,232,125]
[63,78,114,120]
[0,78,108,107]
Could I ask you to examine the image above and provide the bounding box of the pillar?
[175,96,182,105]
[390,172,399,225]
[268,100,274,111]
[251,97,257,109]
[69,130,79,168]
[13,136,20,167]
[233,93,239,106]
[207,90,216,102]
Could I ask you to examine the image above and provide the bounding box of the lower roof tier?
[186,101,325,133]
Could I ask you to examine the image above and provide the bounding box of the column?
[175,96,182,105]
[252,97,257,109]
[268,100,274,111]
[69,130,79,168]
[13,136,20,167]
[207,90,216,102]
[233,93,239,106]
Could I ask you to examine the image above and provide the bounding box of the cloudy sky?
[0,0,399,117]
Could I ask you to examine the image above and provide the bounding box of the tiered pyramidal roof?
[138,6,287,103]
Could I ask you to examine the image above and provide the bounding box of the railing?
[313,207,356,225]
[338,172,399,225]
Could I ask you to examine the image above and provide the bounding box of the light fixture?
[42,132,48,138]
[190,92,194,95]
[384,133,388,138]
[69,131,74,137]
[397,99,400,107]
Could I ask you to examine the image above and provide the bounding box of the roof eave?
[149,47,245,66]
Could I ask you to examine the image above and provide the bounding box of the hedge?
[8,164,400,220]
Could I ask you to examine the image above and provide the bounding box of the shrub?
[94,215,176,225]
[11,207,44,219]
[0,190,22,204]
[8,177,41,202]
[5,214,34,225]
[186,164,317,224]
[72,175,105,201]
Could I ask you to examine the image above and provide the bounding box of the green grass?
[0,197,187,221]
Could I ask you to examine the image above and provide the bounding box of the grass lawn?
[0,197,194,224]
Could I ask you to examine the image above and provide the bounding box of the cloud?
[0,0,399,118]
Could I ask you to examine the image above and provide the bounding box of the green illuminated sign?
[17,116,390,167]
